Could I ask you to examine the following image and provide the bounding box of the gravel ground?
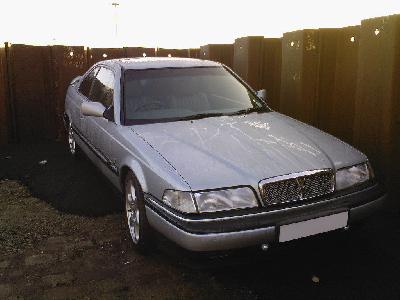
[0,142,399,299]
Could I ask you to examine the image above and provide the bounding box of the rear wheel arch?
[64,113,71,129]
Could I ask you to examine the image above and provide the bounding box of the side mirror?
[81,102,105,117]
[257,89,267,101]
[103,106,115,122]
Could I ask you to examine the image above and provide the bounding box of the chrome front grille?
[259,169,334,206]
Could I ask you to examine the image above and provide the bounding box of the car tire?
[124,170,153,252]
[67,121,81,158]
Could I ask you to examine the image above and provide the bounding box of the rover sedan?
[64,57,386,252]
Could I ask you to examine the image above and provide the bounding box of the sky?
[0,0,399,48]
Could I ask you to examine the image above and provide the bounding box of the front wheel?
[124,171,153,252]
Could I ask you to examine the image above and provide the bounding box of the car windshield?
[123,66,270,124]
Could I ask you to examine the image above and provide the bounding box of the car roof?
[102,57,222,70]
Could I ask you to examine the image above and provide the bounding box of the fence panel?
[124,47,156,58]
[156,48,189,57]
[261,38,281,111]
[0,44,8,144]
[87,48,125,67]
[315,29,340,133]
[9,44,55,141]
[353,15,400,178]
[51,45,86,141]
[200,44,233,68]
[327,26,360,143]
[280,30,319,126]
[188,48,200,58]
[233,36,264,90]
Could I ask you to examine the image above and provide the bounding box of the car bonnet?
[129,112,366,191]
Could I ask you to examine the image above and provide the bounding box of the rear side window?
[89,67,115,107]
[79,68,98,98]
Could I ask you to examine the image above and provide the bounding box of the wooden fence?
[0,13,399,185]
[0,46,8,144]
[0,45,199,144]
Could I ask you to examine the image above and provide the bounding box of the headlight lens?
[194,187,258,213]
[162,190,197,213]
[335,162,373,191]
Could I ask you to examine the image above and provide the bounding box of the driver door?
[86,66,119,175]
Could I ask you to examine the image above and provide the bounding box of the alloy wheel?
[68,123,76,155]
[126,179,140,243]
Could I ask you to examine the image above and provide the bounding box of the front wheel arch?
[120,166,131,192]
[119,161,148,194]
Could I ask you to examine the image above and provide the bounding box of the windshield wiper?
[177,112,226,121]
[228,107,267,116]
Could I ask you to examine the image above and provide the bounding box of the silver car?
[64,57,386,252]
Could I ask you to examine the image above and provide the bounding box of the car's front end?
[129,111,386,252]
[119,59,386,251]
[142,157,385,252]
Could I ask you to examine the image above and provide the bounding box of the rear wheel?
[124,171,152,252]
[67,121,81,158]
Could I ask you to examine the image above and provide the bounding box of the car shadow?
[0,142,123,216]
[2,142,400,298]
[151,216,400,298]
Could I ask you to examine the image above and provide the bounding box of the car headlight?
[162,187,259,214]
[162,190,197,213]
[194,187,258,213]
[335,162,373,191]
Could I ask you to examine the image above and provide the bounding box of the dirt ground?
[1,142,400,299]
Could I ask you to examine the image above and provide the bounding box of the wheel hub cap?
[68,125,76,155]
[126,180,140,243]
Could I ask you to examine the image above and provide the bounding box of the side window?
[78,68,98,98]
[89,67,115,108]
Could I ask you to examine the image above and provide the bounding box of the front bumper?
[144,182,386,251]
